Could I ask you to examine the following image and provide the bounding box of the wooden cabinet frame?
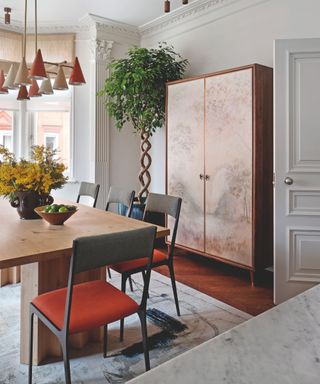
[166,64,273,284]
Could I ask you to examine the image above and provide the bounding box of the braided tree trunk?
[138,130,152,201]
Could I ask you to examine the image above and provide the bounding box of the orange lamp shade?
[28,79,42,97]
[0,70,8,94]
[69,57,86,85]
[29,49,47,80]
[17,85,30,100]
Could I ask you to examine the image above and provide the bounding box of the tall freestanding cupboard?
[166,64,273,283]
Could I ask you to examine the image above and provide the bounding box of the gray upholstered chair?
[111,192,182,341]
[105,186,135,217]
[28,226,156,384]
[76,181,100,208]
[105,186,135,288]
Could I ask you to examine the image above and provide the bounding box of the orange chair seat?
[111,249,168,274]
[32,280,139,334]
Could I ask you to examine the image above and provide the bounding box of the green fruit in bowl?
[42,204,77,214]
[58,206,68,213]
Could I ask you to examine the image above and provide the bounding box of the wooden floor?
[155,248,274,316]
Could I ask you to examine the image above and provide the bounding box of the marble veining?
[127,284,320,384]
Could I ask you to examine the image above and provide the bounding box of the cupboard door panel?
[205,69,253,267]
[167,79,205,252]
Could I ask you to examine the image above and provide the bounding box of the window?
[33,111,70,168]
[0,110,13,152]
[28,89,73,176]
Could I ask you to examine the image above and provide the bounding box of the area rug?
[0,271,251,384]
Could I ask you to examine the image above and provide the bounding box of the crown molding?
[139,0,271,38]
[83,14,140,42]
[0,18,89,34]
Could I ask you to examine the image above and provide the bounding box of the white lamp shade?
[14,57,31,86]
[53,66,68,91]
[3,63,19,89]
[39,74,54,95]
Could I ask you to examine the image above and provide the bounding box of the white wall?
[141,0,320,193]
[55,23,141,205]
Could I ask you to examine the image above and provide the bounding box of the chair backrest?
[105,186,135,217]
[63,226,156,332]
[76,181,100,208]
[143,193,182,261]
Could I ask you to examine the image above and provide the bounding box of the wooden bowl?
[34,206,78,225]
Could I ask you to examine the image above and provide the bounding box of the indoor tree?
[99,43,188,201]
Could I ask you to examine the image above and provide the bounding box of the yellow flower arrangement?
[0,145,68,201]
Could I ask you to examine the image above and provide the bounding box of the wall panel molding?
[288,228,320,283]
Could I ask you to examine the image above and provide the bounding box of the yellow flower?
[0,145,68,200]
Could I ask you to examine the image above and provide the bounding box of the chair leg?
[129,276,134,292]
[107,267,112,279]
[138,310,150,371]
[62,338,71,384]
[103,324,108,358]
[28,312,34,384]
[141,270,150,299]
[168,263,181,316]
[120,275,127,342]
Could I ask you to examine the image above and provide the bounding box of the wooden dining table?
[0,198,169,366]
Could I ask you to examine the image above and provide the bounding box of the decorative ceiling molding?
[0,16,90,34]
[139,0,271,38]
[83,14,140,42]
[0,0,270,40]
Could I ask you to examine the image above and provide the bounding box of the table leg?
[20,256,105,365]
[0,266,21,286]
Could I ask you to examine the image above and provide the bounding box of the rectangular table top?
[0,199,170,269]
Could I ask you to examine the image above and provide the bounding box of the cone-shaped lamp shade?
[28,80,42,97]
[17,85,30,100]
[69,57,86,85]
[53,66,68,90]
[3,63,19,89]
[14,57,31,86]
[0,70,8,94]
[29,49,47,80]
[39,74,53,95]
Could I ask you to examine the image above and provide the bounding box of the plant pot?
[10,191,54,220]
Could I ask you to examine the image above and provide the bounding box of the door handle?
[284,177,293,185]
[199,174,204,180]
[205,175,210,181]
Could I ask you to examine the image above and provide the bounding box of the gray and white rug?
[0,271,251,384]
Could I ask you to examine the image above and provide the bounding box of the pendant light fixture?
[15,0,31,87]
[0,70,8,94]
[28,79,41,97]
[53,65,68,90]
[39,73,54,95]
[17,85,30,100]
[4,7,11,25]
[1,0,86,100]
[69,57,86,85]
[3,63,19,89]
[29,0,47,81]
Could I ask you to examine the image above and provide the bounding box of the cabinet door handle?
[205,175,210,181]
[199,174,204,180]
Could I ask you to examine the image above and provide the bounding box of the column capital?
[91,39,114,62]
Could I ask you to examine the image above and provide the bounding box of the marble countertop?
[128,284,320,384]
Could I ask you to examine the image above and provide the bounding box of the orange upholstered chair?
[28,226,156,384]
[110,193,182,341]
